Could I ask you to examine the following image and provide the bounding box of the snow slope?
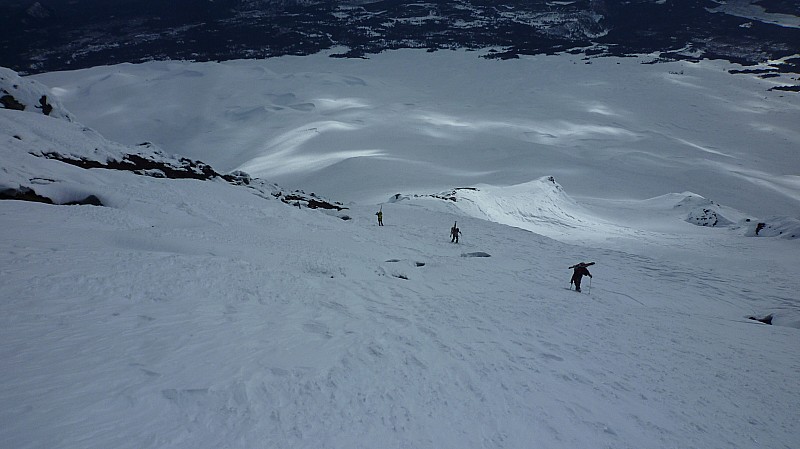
[2,50,799,449]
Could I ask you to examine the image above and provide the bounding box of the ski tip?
[569,262,596,269]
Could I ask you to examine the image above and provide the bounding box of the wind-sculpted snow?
[397,179,800,248]
[396,177,602,241]
[31,51,800,219]
[450,177,592,232]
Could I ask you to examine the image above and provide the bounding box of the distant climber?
[376,207,383,226]
[450,221,462,243]
[37,95,53,116]
[569,262,593,292]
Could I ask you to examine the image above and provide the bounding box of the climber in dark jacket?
[450,222,462,243]
[570,262,593,292]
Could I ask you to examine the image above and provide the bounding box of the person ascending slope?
[375,207,383,226]
[569,262,593,292]
[450,221,462,243]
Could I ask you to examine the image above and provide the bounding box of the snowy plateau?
[1,46,800,448]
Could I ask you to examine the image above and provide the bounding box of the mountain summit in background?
[3,0,799,76]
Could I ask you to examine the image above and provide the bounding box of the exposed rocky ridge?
[388,187,481,204]
[0,67,73,120]
[0,66,346,212]
[9,134,347,211]
[36,145,228,182]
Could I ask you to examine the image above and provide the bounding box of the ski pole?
[587,277,592,294]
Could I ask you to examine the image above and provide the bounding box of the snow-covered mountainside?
[31,50,800,222]
[397,178,800,242]
[0,67,73,121]
[0,67,345,212]
[2,53,800,448]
